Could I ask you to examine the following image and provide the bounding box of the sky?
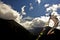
[0,0,60,34]
[1,0,60,18]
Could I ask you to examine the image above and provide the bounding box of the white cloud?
[31,17,45,27]
[40,16,49,22]
[35,0,41,4]
[45,4,60,30]
[20,16,49,33]
[21,17,46,29]
[20,21,33,30]
[21,6,26,15]
[45,4,60,21]
[46,4,60,12]
[29,3,33,10]
[46,4,60,18]
[23,16,33,21]
[20,17,46,34]
[30,6,33,10]
[0,2,21,23]
[44,4,49,8]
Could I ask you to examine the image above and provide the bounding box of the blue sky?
[1,0,60,18]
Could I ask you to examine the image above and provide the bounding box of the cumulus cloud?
[21,17,46,29]
[46,4,60,20]
[35,0,41,4]
[0,2,21,23]
[31,17,45,27]
[46,4,60,12]
[44,4,49,8]
[20,21,32,29]
[20,17,46,34]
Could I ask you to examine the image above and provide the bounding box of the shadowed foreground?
[38,27,60,40]
[0,18,60,40]
[0,18,37,40]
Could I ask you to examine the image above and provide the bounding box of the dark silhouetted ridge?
[0,18,60,40]
[0,18,37,40]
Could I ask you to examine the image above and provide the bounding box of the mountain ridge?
[0,18,60,40]
[0,18,37,40]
